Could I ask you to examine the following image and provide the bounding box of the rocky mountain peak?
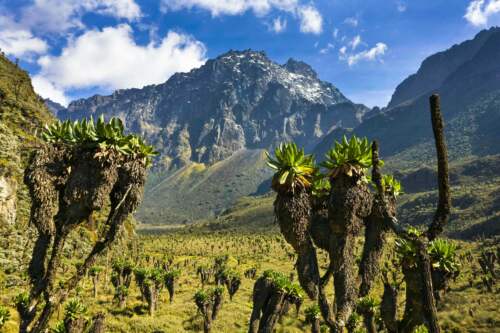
[55,49,366,169]
[283,58,317,78]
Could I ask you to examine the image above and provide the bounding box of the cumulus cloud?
[298,6,323,34]
[464,0,500,26]
[161,0,322,34]
[346,43,388,66]
[20,0,142,33]
[33,25,206,105]
[0,16,48,57]
[32,76,69,106]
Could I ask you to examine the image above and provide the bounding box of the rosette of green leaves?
[428,239,459,274]
[42,115,158,166]
[265,142,316,192]
[322,135,380,178]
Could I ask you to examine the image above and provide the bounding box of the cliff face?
[55,50,367,169]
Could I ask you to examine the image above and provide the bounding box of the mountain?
[388,27,499,108]
[136,149,273,224]
[56,50,367,169]
[314,27,500,170]
[0,54,53,226]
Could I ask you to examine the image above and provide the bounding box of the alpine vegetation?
[17,116,155,333]
[263,94,454,333]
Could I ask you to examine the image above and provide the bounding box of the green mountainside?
[194,154,500,239]
[0,54,53,225]
[137,149,273,224]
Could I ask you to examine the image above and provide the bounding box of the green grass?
[0,229,498,332]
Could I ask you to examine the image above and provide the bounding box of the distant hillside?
[388,27,499,108]
[199,155,500,238]
[314,27,500,170]
[54,50,367,169]
[136,149,273,224]
[0,54,53,225]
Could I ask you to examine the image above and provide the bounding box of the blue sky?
[1,0,499,108]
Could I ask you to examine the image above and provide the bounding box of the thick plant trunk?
[258,292,286,333]
[359,196,395,297]
[381,282,398,333]
[274,188,319,299]
[88,313,105,333]
[248,277,270,333]
[328,173,372,329]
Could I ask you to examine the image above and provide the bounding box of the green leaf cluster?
[322,135,377,177]
[41,115,158,166]
[381,174,403,197]
[304,304,321,323]
[428,239,459,274]
[262,270,304,300]
[194,287,224,305]
[265,142,316,192]
[64,299,87,321]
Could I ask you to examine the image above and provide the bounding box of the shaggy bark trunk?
[274,188,319,299]
[381,282,398,333]
[88,313,105,333]
[359,197,394,297]
[328,173,372,329]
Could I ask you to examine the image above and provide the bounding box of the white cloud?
[160,0,298,16]
[161,0,322,34]
[343,17,358,27]
[339,46,347,55]
[270,17,287,33]
[347,42,388,66]
[20,0,142,33]
[349,35,362,50]
[33,25,206,105]
[0,16,48,57]
[464,0,500,26]
[298,5,323,34]
[32,76,69,106]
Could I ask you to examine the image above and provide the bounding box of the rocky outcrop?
[55,50,367,169]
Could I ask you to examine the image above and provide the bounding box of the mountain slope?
[0,54,53,225]
[136,149,273,224]
[55,50,367,169]
[388,27,499,108]
[314,27,500,170]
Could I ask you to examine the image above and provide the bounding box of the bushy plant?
[266,142,316,192]
[428,239,459,274]
[64,299,87,322]
[42,115,158,166]
[322,135,379,178]
[380,174,403,197]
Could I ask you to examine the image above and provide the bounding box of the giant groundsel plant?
[257,94,452,333]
